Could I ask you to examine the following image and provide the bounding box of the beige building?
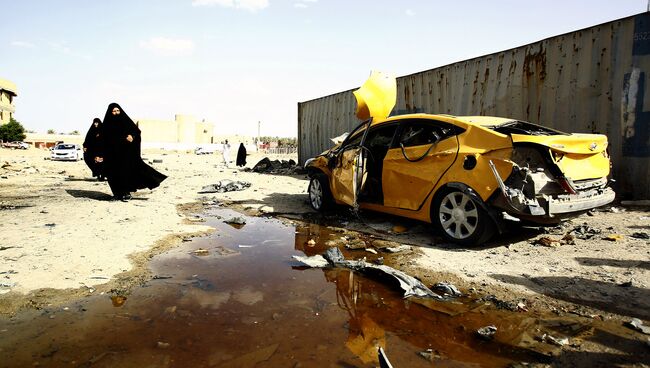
[136,114,215,149]
[0,78,17,125]
[23,113,217,151]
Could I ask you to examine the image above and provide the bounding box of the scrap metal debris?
[199,180,251,193]
[626,318,650,335]
[292,247,450,300]
[542,333,569,346]
[476,325,497,340]
[417,348,442,362]
[432,282,462,297]
[378,347,394,368]
[384,245,411,253]
[570,224,602,240]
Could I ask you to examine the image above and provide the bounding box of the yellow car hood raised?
[353,71,396,122]
[510,133,608,154]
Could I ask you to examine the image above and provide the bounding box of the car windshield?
[56,144,75,149]
[486,120,568,136]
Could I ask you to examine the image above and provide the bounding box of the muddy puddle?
[0,208,647,367]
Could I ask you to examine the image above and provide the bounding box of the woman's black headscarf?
[101,102,167,199]
[83,117,104,177]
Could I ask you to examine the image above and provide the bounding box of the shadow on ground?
[576,257,650,270]
[65,189,114,201]
[64,177,104,182]
[492,273,650,320]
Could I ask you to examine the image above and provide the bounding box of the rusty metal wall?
[298,13,650,200]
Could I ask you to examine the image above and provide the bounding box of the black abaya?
[101,103,167,199]
[82,118,104,178]
[236,143,247,167]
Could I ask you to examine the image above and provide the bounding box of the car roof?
[374,113,516,128]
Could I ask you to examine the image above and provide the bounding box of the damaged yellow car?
[305,72,615,245]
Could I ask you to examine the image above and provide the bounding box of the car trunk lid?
[511,133,610,181]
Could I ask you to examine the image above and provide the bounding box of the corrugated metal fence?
[298,13,650,199]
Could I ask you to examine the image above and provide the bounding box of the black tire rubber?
[431,188,496,246]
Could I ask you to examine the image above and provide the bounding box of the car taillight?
[557,176,578,194]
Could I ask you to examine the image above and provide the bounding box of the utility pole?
[257,120,261,152]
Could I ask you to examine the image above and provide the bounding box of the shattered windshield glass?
[486,120,568,136]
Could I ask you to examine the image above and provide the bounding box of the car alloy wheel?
[309,177,324,210]
[308,174,332,211]
[432,189,495,245]
[438,191,478,240]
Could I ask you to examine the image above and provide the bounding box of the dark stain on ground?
[0,208,647,367]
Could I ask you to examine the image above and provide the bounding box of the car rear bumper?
[547,186,615,214]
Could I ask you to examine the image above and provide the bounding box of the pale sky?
[1,0,646,137]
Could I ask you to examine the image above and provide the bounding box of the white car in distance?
[50,143,83,161]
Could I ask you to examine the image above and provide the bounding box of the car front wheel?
[432,189,495,246]
[308,174,332,211]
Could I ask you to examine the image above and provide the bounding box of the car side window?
[398,119,457,148]
[344,133,363,148]
[365,124,398,149]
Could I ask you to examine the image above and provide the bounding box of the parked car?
[50,143,83,161]
[2,141,29,149]
[305,114,615,245]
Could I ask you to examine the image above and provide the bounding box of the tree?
[70,130,80,135]
[0,118,27,142]
[47,129,56,134]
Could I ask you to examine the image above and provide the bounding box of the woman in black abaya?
[99,103,167,201]
[82,118,105,180]
[236,142,247,167]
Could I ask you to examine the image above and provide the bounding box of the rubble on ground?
[251,157,305,175]
[199,180,251,193]
[569,224,602,240]
[292,247,453,300]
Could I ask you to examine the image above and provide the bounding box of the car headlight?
[304,158,315,169]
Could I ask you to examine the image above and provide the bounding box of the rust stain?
[523,47,547,82]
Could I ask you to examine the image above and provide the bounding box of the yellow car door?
[382,119,460,210]
[330,122,370,208]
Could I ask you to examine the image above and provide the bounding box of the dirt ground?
[0,147,648,330]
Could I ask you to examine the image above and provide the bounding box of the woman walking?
[98,103,167,201]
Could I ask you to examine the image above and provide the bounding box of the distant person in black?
[82,117,105,181]
[98,103,167,202]
[236,142,247,167]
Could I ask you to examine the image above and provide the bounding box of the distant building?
[24,113,217,151]
[0,78,17,125]
[136,114,215,149]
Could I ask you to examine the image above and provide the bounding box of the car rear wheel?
[432,189,495,246]
[308,174,333,211]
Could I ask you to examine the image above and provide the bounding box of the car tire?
[308,174,333,211]
[431,189,495,246]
